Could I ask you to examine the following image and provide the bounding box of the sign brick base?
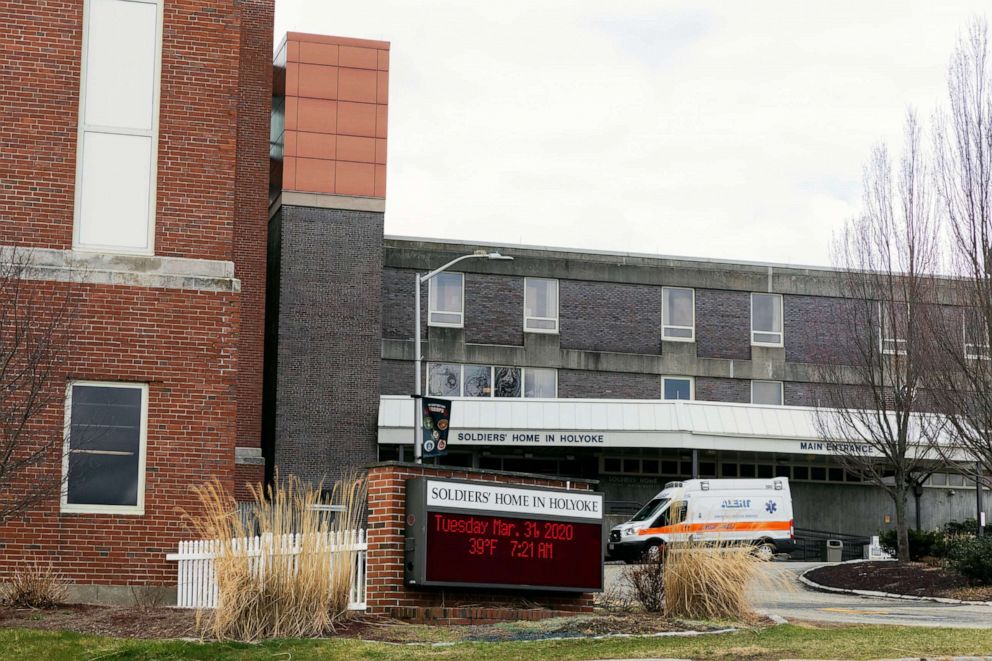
[366,462,598,622]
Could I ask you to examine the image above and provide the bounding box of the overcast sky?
[275,1,989,266]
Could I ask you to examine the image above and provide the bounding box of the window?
[524,278,558,333]
[879,302,908,355]
[62,382,148,513]
[462,364,491,397]
[662,376,694,400]
[427,364,556,398]
[427,363,461,397]
[751,293,783,346]
[964,309,990,360]
[493,366,522,397]
[524,368,557,398]
[428,272,464,327]
[751,380,783,405]
[74,0,163,254]
[662,287,695,341]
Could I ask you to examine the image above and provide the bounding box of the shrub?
[946,536,992,586]
[185,473,367,641]
[620,545,665,612]
[878,528,947,560]
[662,541,762,621]
[0,561,67,608]
[944,518,979,537]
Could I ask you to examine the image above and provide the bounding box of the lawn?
[4,623,992,660]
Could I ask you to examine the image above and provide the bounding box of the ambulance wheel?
[642,541,665,563]
[753,541,775,561]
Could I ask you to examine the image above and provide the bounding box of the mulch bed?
[806,561,992,601]
[0,604,733,642]
[0,604,195,639]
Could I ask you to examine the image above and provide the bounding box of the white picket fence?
[165,529,367,610]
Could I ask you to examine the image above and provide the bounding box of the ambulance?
[607,478,796,562]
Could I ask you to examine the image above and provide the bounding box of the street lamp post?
[413,250,513,463]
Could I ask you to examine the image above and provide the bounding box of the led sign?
[404,478,604,592]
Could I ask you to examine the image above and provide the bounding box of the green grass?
[2,624,992,660]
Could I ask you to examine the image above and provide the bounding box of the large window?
[524,368,557,398]
[879,302,908,355]
[524,278,558,333]
[428,272,464,327]
[751,293,783,346]
[751,380,783,406]
[964,309,989,360]
[662,376,694,400]
[62,382,148,514]
[74,0,163,254]
[428,363,556,398]
[662,287,695,341]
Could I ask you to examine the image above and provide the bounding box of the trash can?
[822,539,843,562]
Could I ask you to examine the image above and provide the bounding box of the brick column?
[365,462,597,624]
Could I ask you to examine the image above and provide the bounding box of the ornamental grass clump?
[0,561,67,608]
[662,540,763,622]
[186,473,366,641]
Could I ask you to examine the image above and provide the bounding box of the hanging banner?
[421,397,451,458]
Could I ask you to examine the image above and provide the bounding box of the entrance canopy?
[378,396,950,458]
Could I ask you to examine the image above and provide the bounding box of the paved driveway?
[604,561,992,628]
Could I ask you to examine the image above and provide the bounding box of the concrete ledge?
[799,560,992,606]
[0,246,239,293]
[272,191,386,217]
[62,583,177,607]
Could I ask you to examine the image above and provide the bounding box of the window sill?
[60,504,145,516]
[751,342,784,348]
[428,322,464,329]
[662,336,695,343]
[524,327,559,335]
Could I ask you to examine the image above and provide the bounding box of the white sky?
[275,1,989,266]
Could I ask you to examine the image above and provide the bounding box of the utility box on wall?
[404,477,605,592]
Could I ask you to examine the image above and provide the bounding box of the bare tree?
[815,114,943,562]
[929,18,992,500]
[0,249,76,523]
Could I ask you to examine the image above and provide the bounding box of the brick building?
[0,0,272,600]
[268,226,992,536]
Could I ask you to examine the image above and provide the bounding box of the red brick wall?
[0,0,243,260]
[366,463,597,621]
[233,0,274,487]
[0,281,238,585]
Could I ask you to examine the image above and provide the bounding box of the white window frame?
[428,272,465,328]
[61,380,149,515]
[750,293,784,347]
[523,367,558,398]
[661,376,695,400]
[662,287,695,342]
[751,380,784,406]
[73,0,164,256]
[523,278,559,334]
[963,312,990,360]
[879,301,908,356]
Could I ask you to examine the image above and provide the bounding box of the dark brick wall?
[464,274,524,346]
[784,381,831,407]
[270,205,383,485]
[695,377,750,403]
[784,295,859,365]
[559,280,660,354]
[381,268,426,340]
[695,290,750,360]
[381,359,414,395]
[558,370,660,399]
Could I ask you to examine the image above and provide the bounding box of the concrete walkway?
[603,561,992,628]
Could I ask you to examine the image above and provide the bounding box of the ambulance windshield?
[630,497,670,522]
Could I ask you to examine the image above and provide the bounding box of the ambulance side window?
[670,501,687,524]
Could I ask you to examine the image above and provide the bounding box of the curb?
[798,561,992,606]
